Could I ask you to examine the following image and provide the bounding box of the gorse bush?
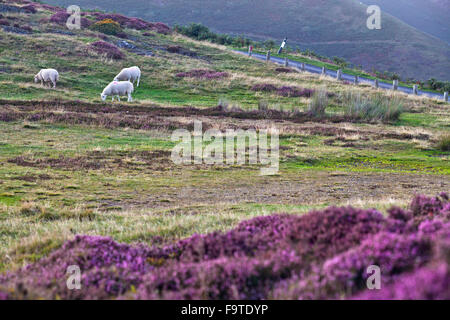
[343,93,404,123]
[89,19,123,36]
[90,13,170,34]
[1,193,448,300]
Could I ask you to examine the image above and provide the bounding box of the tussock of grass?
[342,92,404,123]
[307,87,328,118]
[436,134,450,152]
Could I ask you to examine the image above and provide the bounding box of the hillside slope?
[0,0,449,300]
[44,0,450,80]
[360,0,450,44]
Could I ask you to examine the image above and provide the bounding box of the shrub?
[0,193,448,300]
[277,86,315,98]
[175,23,247,46]
[307,88,328,117]
[251,83,277,92]
[175,69,228,80]
[90,13,170,34]
[275,67,292,73]
[21,4,37,14]
[88,41,125,60]
[353,263,450,300]
[436,134,450,152]
[343,93,404,123]
[49,11,92,28]
[89,19,122,36]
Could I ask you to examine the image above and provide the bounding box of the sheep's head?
[101,93,107,101]
[34,75,39,83]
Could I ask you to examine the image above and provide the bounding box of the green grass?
[0,7,448,273]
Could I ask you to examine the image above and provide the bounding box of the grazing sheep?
[101,80,134,102]
[113,66,141,87]
[34,69,59,88]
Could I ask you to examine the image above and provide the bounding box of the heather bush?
[251,83,277,92]
[273,232,433,299]
[90,13,170,34]
[21,4,37,14]
[88,41,125,60]
[353,264,450,300]
[49,11,92,28]
[0,19,10,26]
[176,69,228,80]
[277,86,315,98]
[0,193,448,300]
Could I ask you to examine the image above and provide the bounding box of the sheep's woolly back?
[37,69,59,82]
[114,66,141,82]
[102,81,134,96]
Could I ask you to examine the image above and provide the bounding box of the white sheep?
[113,66,141,87]
[101,80,134,102]
[34,69,59,88]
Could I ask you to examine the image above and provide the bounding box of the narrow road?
[235,51,447,101]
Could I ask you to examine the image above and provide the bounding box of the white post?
[444,92,448,102]
[321,67,326,75]
[374,79,379,89]
[284,57,289,67]
[301,62,305,71]
[336,69,342,81]
[266,50,271,62]
[392,80,398,91]
[354,75,359,85]
[413,85,418,95]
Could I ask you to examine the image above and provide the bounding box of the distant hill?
[360,0,450,44]
[44,0,450,80]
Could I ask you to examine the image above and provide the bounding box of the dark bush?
[21,4,37,14]
[88,41,125,60]
[251,83,277,92]
[176,69,228,80]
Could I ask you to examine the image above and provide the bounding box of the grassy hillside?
[0,1,449,299]
[360,0,450,44]
[44,0,450,81]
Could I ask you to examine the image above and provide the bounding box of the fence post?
[301,62,305,72]
[321,67,326,75]
[392,80,398,91]
[354,75,359,85]
[444,92,449,102]
[374,79,379,89]
[413,85,418,95]
[336,69,342,81]
[284,57,289,67]
[266,50,271,62]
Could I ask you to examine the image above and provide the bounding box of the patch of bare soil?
[116,171,449,210]
[10,173,53,182]
[8,156,105,170]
